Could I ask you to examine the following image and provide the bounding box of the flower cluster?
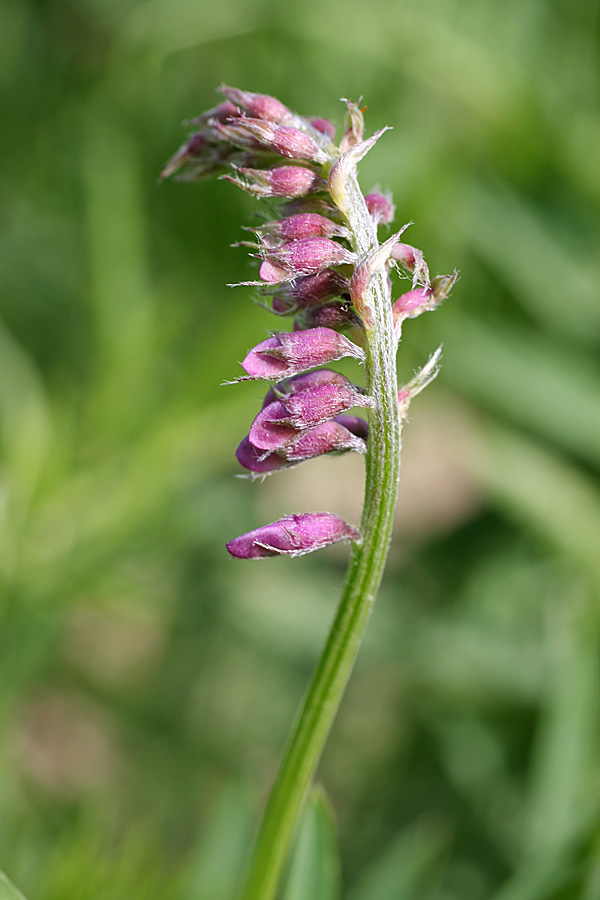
[162,86,455,559]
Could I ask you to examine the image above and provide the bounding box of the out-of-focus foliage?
[1,0,599,897]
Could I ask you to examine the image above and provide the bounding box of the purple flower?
[249,381,370,451]
[226,513,361,559]
[260,237,356,283]
[309,118,336,141]
[235,435,290,473]
[254,214,346,242]
[225,165,326,199]
[392,287,434,318]
[235,418,366,473]
[220,118,328,164]
[365,192,395,225]
[391,272,457,332]
[294,301,360,331]
[283,420,366,459]
[268,269,350,314]
[261,369,352,408]
[241,327,364,380]
[219,85,294,123]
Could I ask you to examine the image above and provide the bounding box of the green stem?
[240,170,401,900]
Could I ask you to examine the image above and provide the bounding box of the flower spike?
[162,86,454,900]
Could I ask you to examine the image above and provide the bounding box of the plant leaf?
[281,786,340,900]
[0,873,27,900]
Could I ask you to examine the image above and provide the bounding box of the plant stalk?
[240,170,401,900]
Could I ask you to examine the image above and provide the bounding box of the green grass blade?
[0,873,27,900]
[281,787,340,900]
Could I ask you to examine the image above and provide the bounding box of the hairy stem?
[240,170,401,900]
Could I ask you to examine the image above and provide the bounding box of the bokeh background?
[1,0,600,898]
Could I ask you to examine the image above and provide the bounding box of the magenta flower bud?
[310,118,336,141]
[294,302,361,331]
[391,271,457,333]
[365,192,395,226]
[226,165,326,199]
[390,243,430,286]
[226,512,360,559]
[250,382,369,451]
[392,287,434,318]
[219,86,293,124]
[235,434,290,473]
[261,369,352,408]
[256,214,346,242]
[269,269,350,311]
[235,419,366,474]
[209,119,270,151]
[271,295,295,314]
[241,327,364,380]
[263,237,356,281]
[222,119,328,164]
[283,420,366,460]
[260,259,292,283]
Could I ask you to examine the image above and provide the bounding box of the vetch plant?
[162,86,455,900]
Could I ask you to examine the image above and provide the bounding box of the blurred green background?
[1,0,600,898]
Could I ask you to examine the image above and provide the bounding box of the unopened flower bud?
[260,259,292,283]
[255,214,346,242]
[268,269,350,313]
[235,419,366,474]
[235,435,290,473]
[391,271,457,336]
[261,237,356,282]
[209,119,270,151]
[241,327,364,380]
[261,369,351,408]
[219,85,293,124]
[225,165,326,199]
[283,420,366,460]
[223,118,328,164]
[226,512,360,559]
[365,192,395,225]
[250,382,370,450]
[392,287,434,319]
[310,118,336,141]
[294,301,361,331]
